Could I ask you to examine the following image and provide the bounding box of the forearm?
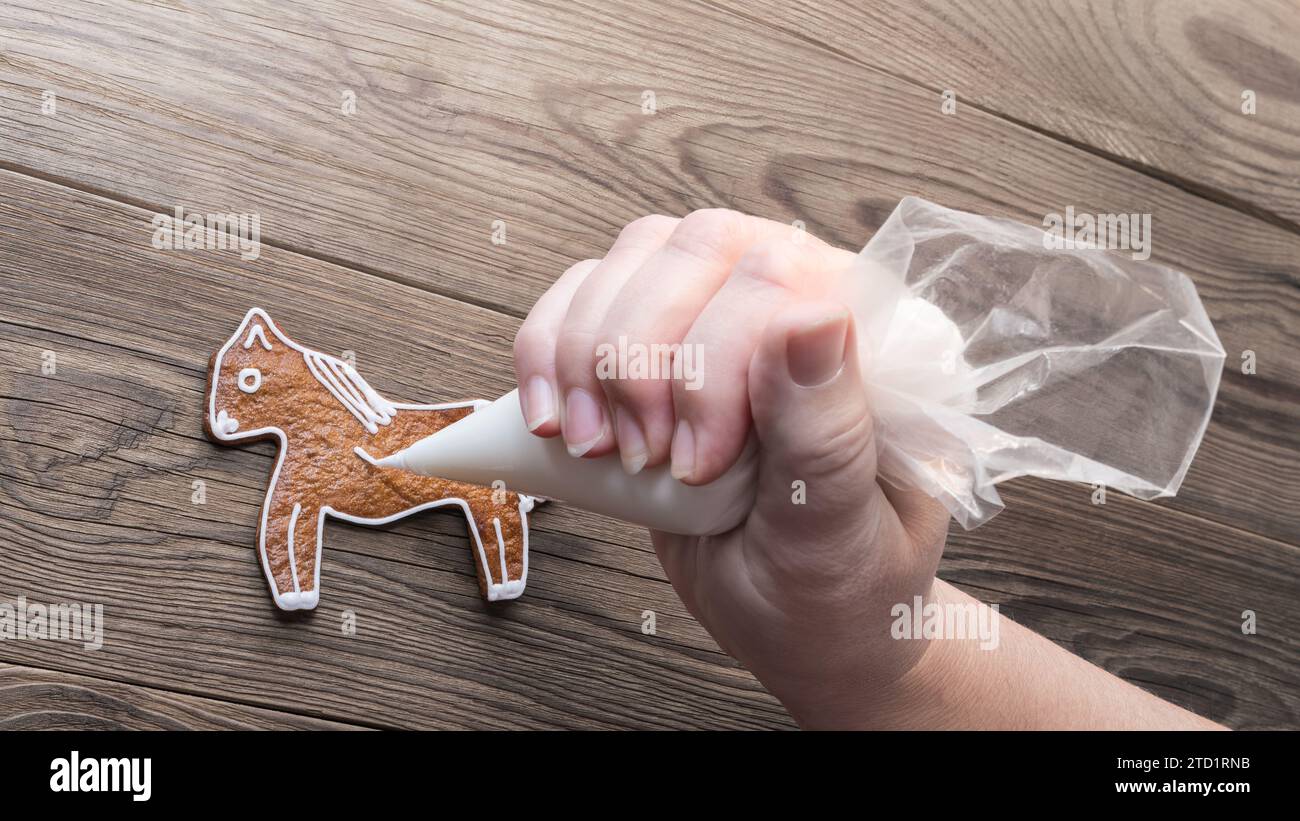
[788,579,1225,730]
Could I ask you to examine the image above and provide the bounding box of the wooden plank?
[0,0,1295,541]
[0,664,359,729]
[715,0,1300,227]
[1,170,1295,728]
[952,480,1300,730]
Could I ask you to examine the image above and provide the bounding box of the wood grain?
[0,168,1295,728]
[956,480,1300,730]
[0,665,360,730]
[0,0,1294,543]
[0,0,1296,730]
[715,0,1300,228]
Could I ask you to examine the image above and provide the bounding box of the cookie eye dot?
[238,367,262,394]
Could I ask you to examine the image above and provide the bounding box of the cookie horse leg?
[258,490,322,611]
[465,494,533,601]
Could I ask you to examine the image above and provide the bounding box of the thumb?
[747,301,887,543]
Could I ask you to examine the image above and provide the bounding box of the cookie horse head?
[205,308,533,611]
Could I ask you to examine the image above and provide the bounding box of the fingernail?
[787,309,849,387]
[670,418,695,480]
[614,406,648,475]
[563,388,607,457]
[523,376,555,431]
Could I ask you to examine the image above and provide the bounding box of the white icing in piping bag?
[377,389,759,535]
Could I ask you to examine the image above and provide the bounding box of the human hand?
[513,210,950,727]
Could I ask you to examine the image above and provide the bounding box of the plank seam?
[0,658,381,730]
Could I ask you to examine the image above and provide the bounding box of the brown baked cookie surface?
[204,308,533,610]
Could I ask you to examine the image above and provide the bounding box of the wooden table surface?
[1,1,1296,730]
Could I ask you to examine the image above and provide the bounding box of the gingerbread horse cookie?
[204,308,534,610]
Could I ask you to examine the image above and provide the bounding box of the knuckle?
[556,324,596,356]
[513,320,553,361]
[616,215,676,247]
[668,208,745,260]
[590,330,620,382]
[590,325,621,359]
[591,330,653,386]
[611,372,664,406]
[790,412,875,482]
[554,325,598,380]
[732,239,807,291]
[566,258,605,283]
[564,258,603,278]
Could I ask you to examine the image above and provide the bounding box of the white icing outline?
[238,367,261,393]
[286,502,303,594]
[243,323,272,350]
[208,308,533,611]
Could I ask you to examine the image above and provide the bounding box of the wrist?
[763,581,960,730]
[775,645,944,730]
[835,579,990,729]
